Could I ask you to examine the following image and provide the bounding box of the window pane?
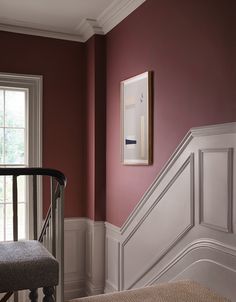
[5,90,25,128]
[0,90,3,127]
[0,204,4,241]
[5,176,12,203]
[5,129,25,164]
[5,204,13,241]
[0,176,4,202]
[18,203,25,240]
[5,176,25,203]
[18,176,26,202]
[0,129,3,164]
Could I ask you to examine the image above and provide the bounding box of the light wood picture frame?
[121,71,153,165]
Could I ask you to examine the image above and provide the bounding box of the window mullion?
[3,89,5,165]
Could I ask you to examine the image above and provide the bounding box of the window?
[0,73,42,241]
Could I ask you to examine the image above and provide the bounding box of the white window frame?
[0,72,43,239]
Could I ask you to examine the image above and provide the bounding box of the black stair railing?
[0,168,66,302]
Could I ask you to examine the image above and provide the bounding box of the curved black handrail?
[0,168,67,186]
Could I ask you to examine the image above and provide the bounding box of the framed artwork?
[121,71,153,165]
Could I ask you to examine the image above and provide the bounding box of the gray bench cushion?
[0,240,58,292]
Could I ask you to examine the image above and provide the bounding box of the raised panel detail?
[64,218,87,300]
[85,229,92,279]
[105,236,120,291]
[65,230,84,276]
[121,155,194,289]
[199,148,233,232]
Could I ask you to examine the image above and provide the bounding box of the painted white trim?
[146,238,236,285]
[121,122,236,234]
[171,259,236,282]
[85,220,105,296]
[105,222,121,235]
[75,0,147,42]
[0,72,43,238]
[199,148,233,233]
[190,122,236,137]
[0,23,84,42]
[0,0,147,42]
[64,218,87,299]
[64,218,106,298]
[98,0,146,34]
[105,222,121,292]
[120,131,193,234]
[120,154,195,289]
[76,19,104,42]
[105,122,236,297]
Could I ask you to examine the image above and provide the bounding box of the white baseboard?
[64,280,85,300]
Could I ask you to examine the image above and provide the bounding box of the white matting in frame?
[121,71,153,165]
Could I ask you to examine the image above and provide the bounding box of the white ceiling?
[0,0,146,42]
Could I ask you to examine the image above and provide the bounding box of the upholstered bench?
[0,240,59,301]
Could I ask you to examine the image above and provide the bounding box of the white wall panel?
[105,223,121,292]
[105,122,236,300]
[64,218,87,300]
[199,149,233,232]
[121,156,194,289]
[85,221,105,296]
[64,218,105,299]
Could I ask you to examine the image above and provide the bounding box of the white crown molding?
[74,0,147,41]
[98,0,146,34]
[76,19,104,42]
[0,0,146,42]
[0,22,84,42]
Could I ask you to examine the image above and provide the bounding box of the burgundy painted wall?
[85,35,106,221]
[0,31,86,217]
[106,0,236,227]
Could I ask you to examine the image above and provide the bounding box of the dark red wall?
[0,0,235,225]
[0,31,86,217]
[85,35,106,221]
[106,0,236,227]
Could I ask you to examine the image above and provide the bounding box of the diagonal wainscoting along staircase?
[105,122,236,302]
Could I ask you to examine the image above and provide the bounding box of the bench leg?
[43,286,55,302]
[29,289,38,302]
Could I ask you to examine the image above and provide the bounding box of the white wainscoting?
[64,218,105,300]
[85,220,105,296]
[105,122,236,302]
[64,218,87,300]
[199,148,233,232]
[105,222,121,293]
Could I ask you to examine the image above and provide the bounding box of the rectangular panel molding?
[199,148,233,232]
[104,123,236,298]
[105,222,121,293]
[121,155,194,289]
[64,218,105,300]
